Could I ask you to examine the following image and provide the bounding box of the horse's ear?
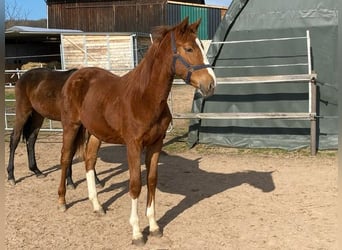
[178,16,189,33]
[189,18,201,34]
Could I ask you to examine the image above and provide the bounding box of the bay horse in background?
[7,68,102,188]
[58,17,216,245]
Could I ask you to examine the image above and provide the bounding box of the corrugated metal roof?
[5,26,83,34]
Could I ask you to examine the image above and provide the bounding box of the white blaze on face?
[195,38,217,87]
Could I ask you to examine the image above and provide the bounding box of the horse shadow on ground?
[91,145,276,233]
[12,143,275,233]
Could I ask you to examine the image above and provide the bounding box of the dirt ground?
[5,85,338,249]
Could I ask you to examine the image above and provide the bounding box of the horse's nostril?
[210,81,215,90]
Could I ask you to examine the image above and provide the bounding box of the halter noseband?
[171,32,212,85]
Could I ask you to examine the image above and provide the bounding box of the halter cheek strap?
[171,32,211,85]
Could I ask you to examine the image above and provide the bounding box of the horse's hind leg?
[23,111,46,177]
[66,143,103,190]
[145,138,163,238]
[7,128,23,185]
[58,124,80,211]
[7,108,32,185]
[84,135,104,214]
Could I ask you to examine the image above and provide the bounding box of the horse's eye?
[184,47,193,53]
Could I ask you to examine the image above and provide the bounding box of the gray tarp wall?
[189,0,339,150]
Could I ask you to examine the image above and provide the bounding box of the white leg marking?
[196,38,217,87]
[86,170,102,211]
[130,198,143,240]
[146,200,159,233]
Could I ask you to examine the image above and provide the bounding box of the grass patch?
[5,89,15,99]
[163,127,337,157]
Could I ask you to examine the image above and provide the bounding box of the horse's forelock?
[151,26,171,43]
[151,20,195,44]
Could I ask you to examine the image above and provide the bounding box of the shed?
[5,26,82,69]
[61,32,151,75]
[188,0,339,150]
[5,26,82,83]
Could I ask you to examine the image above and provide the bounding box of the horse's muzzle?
[200,79,216,98]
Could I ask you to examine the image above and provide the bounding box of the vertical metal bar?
[83,35,88,66]
[306,30,316,155]
[310,78,317,156]
[5,109,8,130]
[132,34,138,67]
[106,34,111,70]
[129,35,134,69]
[306,30,312,113]
[60,34,65,69]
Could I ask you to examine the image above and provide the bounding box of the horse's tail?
[22,115,33,142]
[74,125,87,161]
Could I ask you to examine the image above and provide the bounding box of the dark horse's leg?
[7,106,35,185]
[23,111,45,178]
[94,169,103,188]
[7,127,24,185]
[66,136,103,189]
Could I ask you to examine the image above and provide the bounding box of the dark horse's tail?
[22,113,42,142]
[22,116,88,160]
[22,115,33,142]
[74,125,87,160]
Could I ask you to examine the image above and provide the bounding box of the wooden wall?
[47,0,227,39]
[61,33,151,75]
[47,0,166,33]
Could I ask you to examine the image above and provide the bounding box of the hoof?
[58,204,67,212]
[132,237,145,246]
[33,169,45,178]
[67,183,76,190]
[94,207,106,216]
[36,174,46,179]
[7,179,16,186]
[96,182,104,188]
[150,229,163,238]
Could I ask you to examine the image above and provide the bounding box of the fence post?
[310,77,317,156]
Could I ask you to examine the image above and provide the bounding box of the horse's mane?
[151,25,173,43]
[123,25,176,98]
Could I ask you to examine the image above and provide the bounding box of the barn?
[187,0,339,152]
[46,0,227,40]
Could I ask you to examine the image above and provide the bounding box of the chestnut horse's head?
[171,17,217,97]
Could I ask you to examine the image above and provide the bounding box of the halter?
[171,32,212,85]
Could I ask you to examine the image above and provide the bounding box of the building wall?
[47,0,166,33]
[166,2,222,39]
[47,0,227,39]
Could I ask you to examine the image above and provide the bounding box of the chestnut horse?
[7,68,101,187]
[58,17,216,245]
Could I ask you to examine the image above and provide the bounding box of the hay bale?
[21,62,47,70]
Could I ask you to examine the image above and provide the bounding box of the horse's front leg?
[145,138,163,238]
[127,142,144,245]
[84,135,104,215]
